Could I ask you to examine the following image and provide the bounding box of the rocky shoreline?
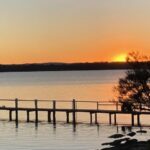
[100,129,150,150]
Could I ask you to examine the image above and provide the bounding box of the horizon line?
[0,61,128,65]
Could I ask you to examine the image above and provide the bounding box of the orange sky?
[0,0,150,64]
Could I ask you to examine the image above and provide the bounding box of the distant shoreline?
[0,62,136,72]
[0,61,148,72]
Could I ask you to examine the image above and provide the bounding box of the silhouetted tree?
[115,51,150,112]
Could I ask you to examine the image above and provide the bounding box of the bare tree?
[115,51,150,112]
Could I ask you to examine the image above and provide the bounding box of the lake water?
[0,70,149,150]
[0,70,125,100]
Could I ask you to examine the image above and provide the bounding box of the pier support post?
[109,113,112,125]
[35,100,38,123]
[72,99,76,125]
[66,112,69,123]
[131,114,134,126]
[95,113,98,124]
[53,101,56,124]
[15,99,18,123]
[90,112,93,124]
[137,114,140,126]
[48,111,51,123]
[9,110,12,121]
[114,114,117,125]
[27,111,30,122]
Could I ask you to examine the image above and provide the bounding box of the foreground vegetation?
[115,51,150,112]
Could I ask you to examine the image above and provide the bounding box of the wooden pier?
[0,98,149,126]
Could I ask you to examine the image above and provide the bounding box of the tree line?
[0,62,143,72]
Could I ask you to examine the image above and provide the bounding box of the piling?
[35,100,38,123]
[95,113,98,124]
[72,99,76,125]
[27,110,30,122]
[131,114,134,126]
[48,111,51,123]
[137,114,140,126]
[9,110,12,121]
[53,100,56,124]
[15,99,18,123]
[109,113,112,125]
[66,112,69,123]
[114,113,117,125]
[95,102,99,124]
[90,112,93,124]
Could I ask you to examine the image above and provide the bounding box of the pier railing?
[0,98,148,113]
[0,98,121,111]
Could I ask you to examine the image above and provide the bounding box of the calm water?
[0,122,150,150]
[0,70,125,100]
[0,70,148,150]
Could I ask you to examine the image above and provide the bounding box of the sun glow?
[113,54,127,62]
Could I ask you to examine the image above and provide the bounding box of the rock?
[136,130,147,133]
[109,134,124,139]
[110,138,130,146]
[102,138,130,147]
[127,132,136,137]
[125,139,138,145]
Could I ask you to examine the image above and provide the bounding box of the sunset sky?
[0,0,150,64]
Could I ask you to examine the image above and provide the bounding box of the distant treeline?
[0,62,140,72]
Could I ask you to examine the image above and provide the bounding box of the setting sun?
[113,54,127,62]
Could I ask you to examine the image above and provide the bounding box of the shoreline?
[101,128,150,150]
[0,62,137,72]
